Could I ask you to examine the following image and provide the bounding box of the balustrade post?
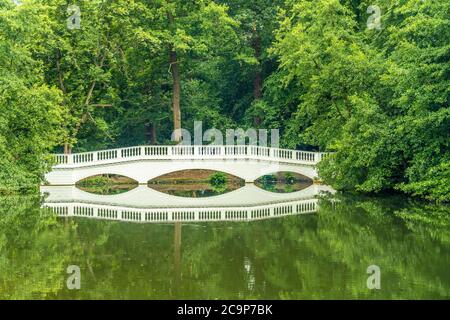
[68,204,74,216]
[315,153,320,163]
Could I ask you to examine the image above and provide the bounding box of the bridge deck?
[52,145,327,167]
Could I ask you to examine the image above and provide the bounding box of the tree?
[151,0,239,141]
[217,0,283,126]
[269,0,449,201]
[0,0,67,192]
[39,0,135,153]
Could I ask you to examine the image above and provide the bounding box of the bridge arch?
[147,168,244,184]
[61,160,317,185]
[75,173,138,185]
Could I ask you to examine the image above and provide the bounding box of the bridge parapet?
[52,145,328,168]
[44,198,318,224]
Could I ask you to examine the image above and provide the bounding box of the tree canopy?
[0,0,448,201]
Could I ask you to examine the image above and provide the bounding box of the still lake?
[0,173,449,299]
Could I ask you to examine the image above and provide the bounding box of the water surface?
[0,188,449,299]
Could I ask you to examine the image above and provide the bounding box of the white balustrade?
[54,154,68,164]
[44,198,318,223]
[52,145,328,167]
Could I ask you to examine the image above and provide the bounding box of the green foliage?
[257,174,277,192]
[397,161,450,203]
[284,172,294,184]
[0,1,68,193]
[269,0,450,201]
[77,176,112,188]
[76,174,138,195]
[260,174,277,184]
[209,172,228,188]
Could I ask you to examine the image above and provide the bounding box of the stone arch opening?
[148,169,245,198]
[75,174,138,195]
[255,171,313,193]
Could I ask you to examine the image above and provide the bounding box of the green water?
[147,182,244,198]
[0,193,449,299]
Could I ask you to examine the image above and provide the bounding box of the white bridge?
[45,145,327,185]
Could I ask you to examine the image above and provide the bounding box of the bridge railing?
[52,145,328,167]
[44,198,318,223]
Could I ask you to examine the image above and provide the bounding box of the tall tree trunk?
[173,222,182,295]
[64,143,72,155]
[169,49,181,142]
[145,122,157,144]
[167,8,182,143]
[152,122,157,144]
[253,71,262,100]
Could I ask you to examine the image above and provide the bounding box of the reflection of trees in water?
[76,174,138,195]
[0,195,79,299]
[173,222,182,296]
[0,194,449,299]
[255,173,313,193]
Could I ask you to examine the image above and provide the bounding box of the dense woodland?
[0,0,448,201]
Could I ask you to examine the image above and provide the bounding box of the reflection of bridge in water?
[41,184,334,223]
